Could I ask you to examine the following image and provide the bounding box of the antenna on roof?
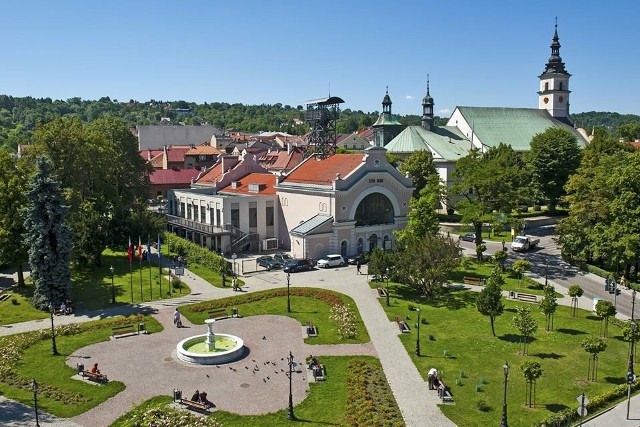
[328,83,331,97]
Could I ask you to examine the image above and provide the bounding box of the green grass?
[383,284,631,427]
[0,315,163,417]
[181,289,370,345]
[110,356,396,427]
[0,283,48,325]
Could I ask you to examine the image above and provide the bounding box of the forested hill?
[0,94,636,152]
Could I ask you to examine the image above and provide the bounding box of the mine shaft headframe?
[304,96,344,158]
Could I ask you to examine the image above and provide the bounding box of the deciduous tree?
[595,300,616,338]
[568,284,583,317]
[581,336,607,381]
[521,361,543,408]
[476,267,505,337]
[513,305,538,355]
[539,285,558,331]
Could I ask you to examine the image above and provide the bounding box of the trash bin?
[173,389,182,402]
[76,363,84,374]
[509,291,515,299]
[138,323,146,334]
[232,307,238,318]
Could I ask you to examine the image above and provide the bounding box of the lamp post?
[544,256,549,287]
[49,303,58,355]
[221,251,226,287]
[31,379,40,427]
[633,290,637,321]
[500,361,509,427]
[385,267,390,307]
[286,272,291,313]
[232,253,237,277]
[287,351,295,420]
[627,321,637,420]
[415,307,421,356]
[110,265,115,304]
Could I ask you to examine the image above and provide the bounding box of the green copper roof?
[455,107,586,151]
[373,112,402,127]
[384,125,470,161]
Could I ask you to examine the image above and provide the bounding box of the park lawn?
[181,289,370,345]
[384,286,630,427]
[71,250,190,310]
[110,356,400,427]
[0,282,48,325]
[1,315,163,418]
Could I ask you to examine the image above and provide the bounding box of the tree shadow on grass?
[530,352,565,360]
[425,289,477,310]
[498,333,525,343]
[604,376,626,385]
[556,328,587,335]
[545,403,569,413]
[586,315,602,321]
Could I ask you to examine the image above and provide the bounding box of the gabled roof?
[453,107,587,151]
[219,173,276,195]
[165,146,191,163]
[290,214,334,236]
[283,154,364,186]
[196,163,224,184]
[185,145,223,156]
[150,168,202,185]
[258,147,304,171]
[385,125,470,161]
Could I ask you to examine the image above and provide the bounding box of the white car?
[316,254,346,268]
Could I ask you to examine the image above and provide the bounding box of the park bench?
[463,276,483,286]
[81,370,108,383]
[312,364,326,382]
[0,290,11,302]
[437,379,454,403]
[207,308,229,320]
[516,293,538,303]
[376,287,388,297]
[306,322,318,337]
[180,398,211,413]
[111,324,138,338]
[395,316,410,333]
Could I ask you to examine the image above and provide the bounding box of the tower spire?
[538,19,572,122]
[421,74,435,131]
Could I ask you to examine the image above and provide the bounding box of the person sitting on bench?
[191,390,200,402]
[91,363,100,374]
[199,391,209,406]
[308,355,319,370]
[428,368,438,390]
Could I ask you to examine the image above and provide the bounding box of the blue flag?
[157,234,161,259]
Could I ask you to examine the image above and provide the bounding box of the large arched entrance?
[354,193,395,226]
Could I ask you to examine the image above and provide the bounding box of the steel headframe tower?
[304,96,344,158]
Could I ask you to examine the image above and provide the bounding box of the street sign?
[577,406,588,417]
[577,393,589,405]
[174,267,184,276]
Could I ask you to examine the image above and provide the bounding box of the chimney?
[287,142,291,154]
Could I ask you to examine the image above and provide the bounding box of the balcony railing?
[166,214,233,235]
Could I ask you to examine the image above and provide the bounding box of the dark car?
[347,253,368,265]
[283,258,312,273]
[274,252,293,265]
[460,233,476,242]
[256,256,281,271]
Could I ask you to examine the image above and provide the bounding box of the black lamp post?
[287,351,295,420]
[110,265,115,304]
[49,303,58,356]
[31,379,40,427]
[286,272,291,313]
[544,256,549,287]
[627,321,637,419]
[415,307,421,356]
[500,361,509,427]
[632,290,637,321]
[385,267,390,307]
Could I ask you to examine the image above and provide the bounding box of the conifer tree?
[24,157,73,309]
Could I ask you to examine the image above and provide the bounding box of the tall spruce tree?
[24,157,73,309]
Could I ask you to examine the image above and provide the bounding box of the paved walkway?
[1,260,639,427]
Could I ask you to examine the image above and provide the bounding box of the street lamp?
[31,379,40,427]
[221,251,226,287]
[633,290,637,321]
[286,272,291,313]
[544,256,549,287]
[385,267,390,307]
[232,253,237,277]
[627,321,637,420]
[287,351,295,420]
[110,265,115,304]
[49,303,58,356]
[500,361,509,427]
[415,307,421,356]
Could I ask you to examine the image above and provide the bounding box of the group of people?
[190,389,210,406]
[308,355,323,377]
[59,300,74,315]
[174,255,188,268]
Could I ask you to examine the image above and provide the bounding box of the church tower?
[538,20,571,123]
[421,75,435,131]
[372,87,403,147]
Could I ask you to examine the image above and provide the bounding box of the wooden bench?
[111,324,137,338]
[306,322,318,337]
[395,316,410,333]
[463,276,483,286]
[0,291,11,302]
[376,287,388,297]
[207,308,229,320]
[81,370,108,383]
[516,293,538,303]
[180,398,211,413]
[436,379,454,403]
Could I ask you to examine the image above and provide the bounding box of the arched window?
[355,193,394,226]
[340,240,348,257]
[369,234,378,252]
[357,238,364,254]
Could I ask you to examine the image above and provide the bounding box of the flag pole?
[138,237,143,302]
[128,237,134,304]
[147,235,153,300]
[158,234,163,299]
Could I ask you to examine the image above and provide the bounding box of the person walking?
[173,308,182,327]
[356,259,362,275]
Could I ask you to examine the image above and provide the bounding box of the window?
[266,206,274,226]
[193,204,199,222]
[559,82,563,90]
[249,202,257,228]
[544,82,549,91]
[369,234,378,251]
[355,193,394,226]
[186,204,192,220]
[231,203,240,228]
[200,206,206,223]
[199,155,207,161]
[180,202,185,218]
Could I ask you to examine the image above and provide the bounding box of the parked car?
[460,233,476,242]
[283,258,312,273]
[256,256,282,271]
[347,253,368,265]
[316,254,346,268]
[274,252,293,265]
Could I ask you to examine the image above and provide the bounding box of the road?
[457,225,638,320]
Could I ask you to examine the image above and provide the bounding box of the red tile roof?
[219,173,276,195]
[165,147,190,163]
[196,163,224,183]
[185,146,223,156]
[284,154,364,185]
[140,149,163,161]
[150,168,201,185]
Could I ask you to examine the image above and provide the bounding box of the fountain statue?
[176,318,244,365]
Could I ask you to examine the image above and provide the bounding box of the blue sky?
[1,0,638,116]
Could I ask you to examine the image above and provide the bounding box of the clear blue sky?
[1,0,638,117]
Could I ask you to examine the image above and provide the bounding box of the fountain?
[176,319,245,365]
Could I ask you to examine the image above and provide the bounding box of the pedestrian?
[232,276,238,291]
[173,308,182,327]
[356,259,361,275]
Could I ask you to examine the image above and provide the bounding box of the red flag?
[127,237,133,263]
[138,236,143,260]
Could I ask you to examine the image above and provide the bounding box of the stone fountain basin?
[176,333,245,365]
